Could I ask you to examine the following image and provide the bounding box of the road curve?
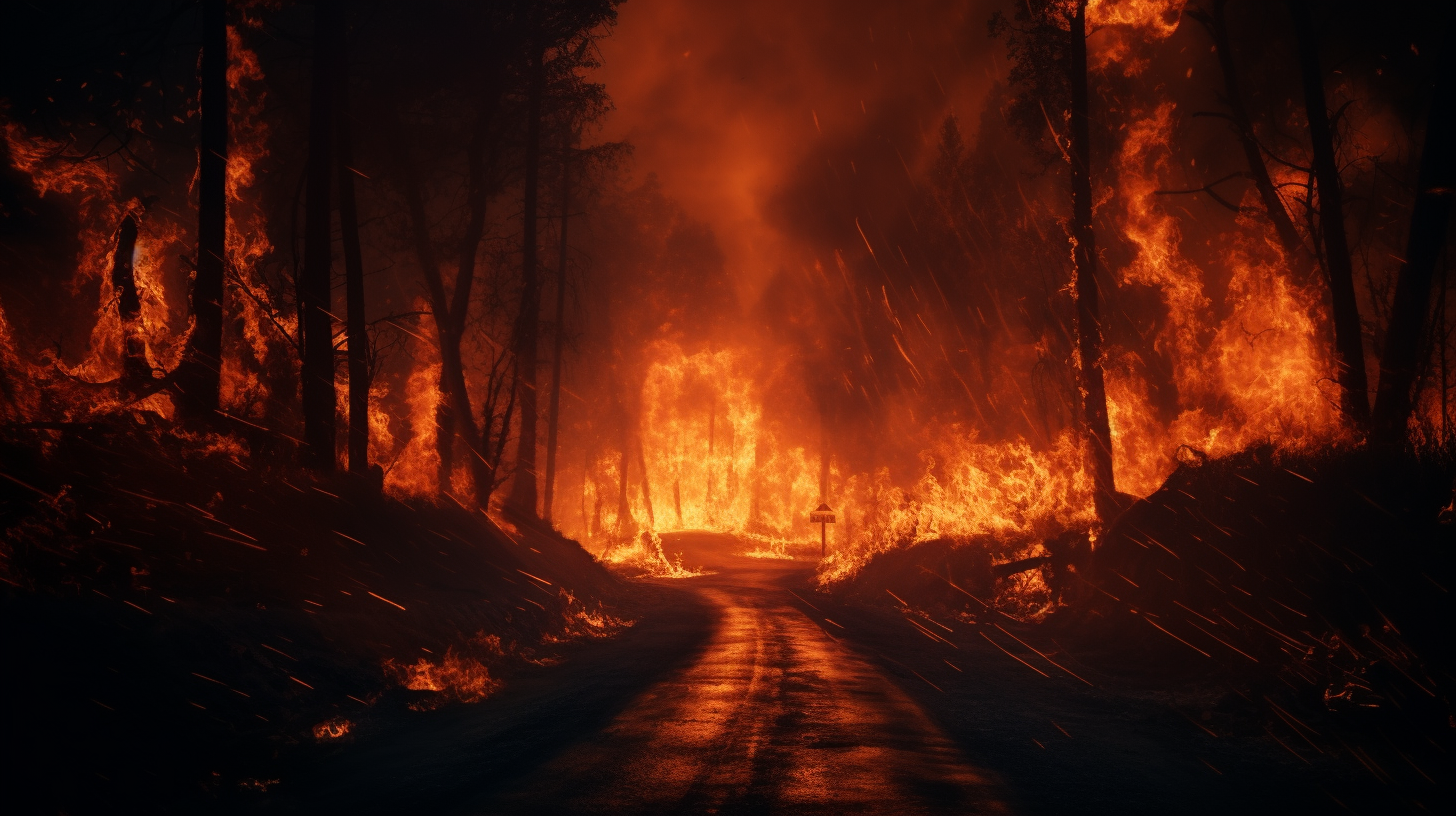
[480,542,1010,815]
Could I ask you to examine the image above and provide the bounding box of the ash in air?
[0,1,1451,813]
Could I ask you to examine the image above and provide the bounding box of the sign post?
[809,502,835,558]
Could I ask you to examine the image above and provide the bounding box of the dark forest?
[0,1,1452,813]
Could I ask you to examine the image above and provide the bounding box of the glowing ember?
[311,717,352,741]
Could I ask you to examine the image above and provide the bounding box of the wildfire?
[383,647,498,709]
[219,22,287,417]
[311,717,353,741]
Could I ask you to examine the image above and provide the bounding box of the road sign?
[810,502,835,558]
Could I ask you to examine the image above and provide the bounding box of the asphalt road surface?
[265,532,1364,815]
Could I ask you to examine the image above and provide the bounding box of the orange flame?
[383,647,498,708]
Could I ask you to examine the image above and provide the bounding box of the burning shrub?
[311,717,352,742]
[600,530,708,578]
[383,648,499,709]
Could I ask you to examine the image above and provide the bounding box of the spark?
[1140,615,1211,658]
[368,591,407,611]
[979,631,1050,678]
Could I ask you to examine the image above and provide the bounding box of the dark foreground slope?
[0,420,628,815]
[829,446,1455,813]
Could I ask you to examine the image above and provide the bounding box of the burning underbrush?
[0,419,633,810]
[597,529,710,578]
[826,440,1455,773]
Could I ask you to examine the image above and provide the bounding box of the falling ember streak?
[260,643,296,661]
[979,631,1051,679]
[991,623,1093,686]
[854,218,876,260]
[203,531,267,551]
[288,676,314,689]
[1140,615,1211,659]
[1183,618,1259,663]
[516,570,553,586]
[787,589,820,611]
[909,668,943,693]
[905,616,957,648]
[368,591,407,611]
[0,471,57,501]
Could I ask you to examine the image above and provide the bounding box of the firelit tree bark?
[111,213,150,388]
[300,0,340,471]
[1290,0,1371,429]
[1068,0,1117,523]
[508,39,548,520]
[394,93,498,506]
[175,0,227,419]
[1371,34,1456,444]
[1193,0,1316,282]
[335,11,368,475]
[543,149,571,523]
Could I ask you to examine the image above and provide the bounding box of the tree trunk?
[706,395,716,521]
[615,424,631,536]
[335,14,368,475]
[300,0,339,471]
[635,434,655,529]
[544,150,571,523]
[1200,0,1316,282]
[509,40,547,520]
[1290,0,1371,429]
[485,365,519,499]
[1068,0,1117,523]
[111,213,150,388]
[392,96,496,504]
[451,100,496,508]
[1371,34,1456,443]
[175,0,227,419]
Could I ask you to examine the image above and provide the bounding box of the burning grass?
[598,530,711,578]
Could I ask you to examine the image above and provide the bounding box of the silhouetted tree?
[174,0,227,419]
[1372,27,1456,443]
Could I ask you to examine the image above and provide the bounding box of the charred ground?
[0,420,632,813]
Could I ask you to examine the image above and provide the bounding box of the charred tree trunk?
[1371,37,1456,444]
[485,366,519,499]
[111,214,150,388]
[1290,0,1371,429]
[544,150,571,524]
[819,410,830,502]
[509,40,548,520]
[1068,0,1117,523]
[335,15,368,476]
[392,93,497,504]
[451,102,495,507]
[1195,0,1315,281]
[706,394,716,520]
[615,422,631,535]
[300,0,340,471]
[175,0,227,419]
[635,434,655,529]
